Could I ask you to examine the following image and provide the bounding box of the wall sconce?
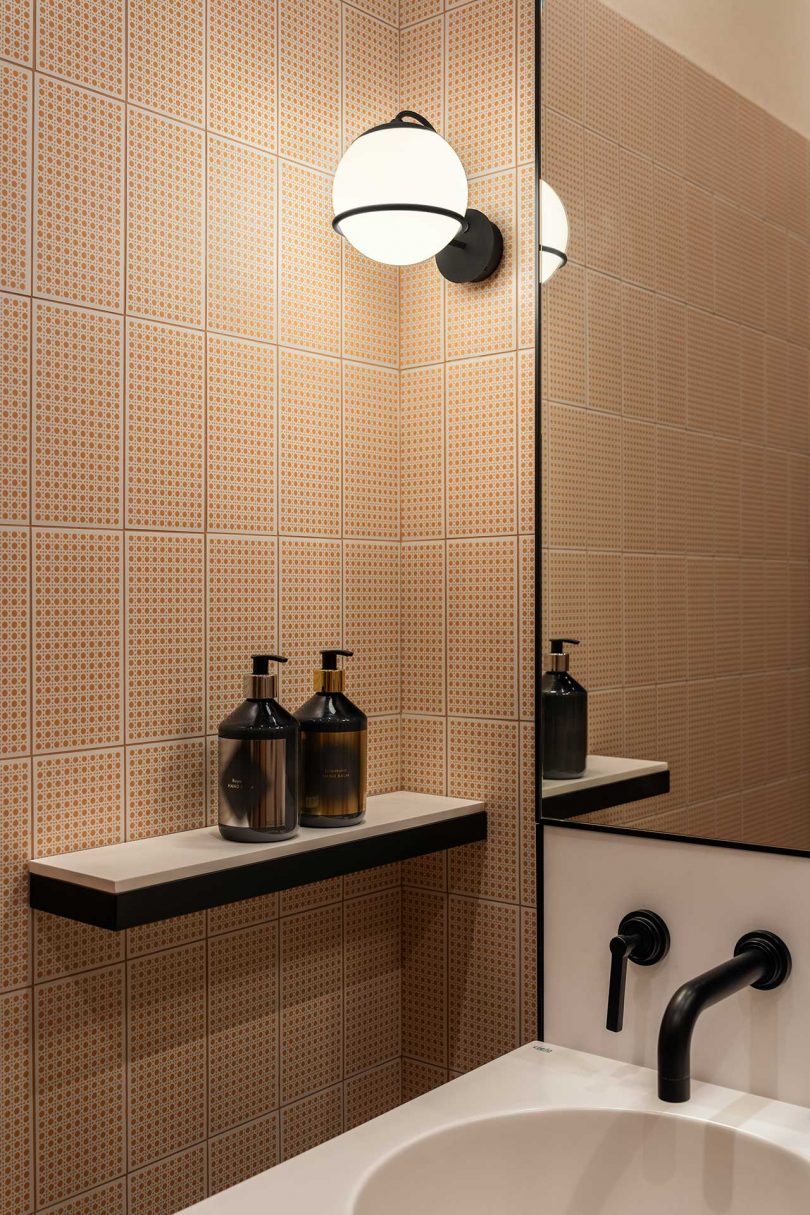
[332,111,503,283]
[539,180,569,283]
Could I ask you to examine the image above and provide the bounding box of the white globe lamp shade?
[539,179,569,283]
[333,113,468,267]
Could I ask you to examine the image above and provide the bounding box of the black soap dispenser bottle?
[294,649,367,828]
[218,655,300,842]
[541,639,587,780]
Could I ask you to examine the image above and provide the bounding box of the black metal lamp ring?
[332,202,468,235]
[540,244,568,268]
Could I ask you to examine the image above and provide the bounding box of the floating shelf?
[540,755,669,820]
[29,792,486,931]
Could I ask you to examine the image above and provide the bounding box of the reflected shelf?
[541,756,669,820]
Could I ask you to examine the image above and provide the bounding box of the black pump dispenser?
[294,649,367,827]
[542,639,587,779]
[217,654,300,842]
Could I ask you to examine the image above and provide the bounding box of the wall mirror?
[539,0,810,854]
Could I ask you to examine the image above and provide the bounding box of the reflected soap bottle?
[541,639,587,779]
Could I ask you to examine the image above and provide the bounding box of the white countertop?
[178,1043,810,1213]
[28,791,484,893]
[541,754,668,799]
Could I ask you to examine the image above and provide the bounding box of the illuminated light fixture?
[539,179,569,283]
[332,110,503,283]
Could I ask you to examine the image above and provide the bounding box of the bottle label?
[219,737,287,830]
[301,729,367,818]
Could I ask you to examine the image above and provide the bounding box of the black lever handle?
[606,909,670,1033]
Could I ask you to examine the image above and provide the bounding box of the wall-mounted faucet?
[657,931,792,1102]
[606,910,670,1032]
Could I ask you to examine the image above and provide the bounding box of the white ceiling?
[602,0,810,139]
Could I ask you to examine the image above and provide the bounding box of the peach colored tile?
[623,419,655,552]
[0,0,31,64]
[620,149,654,289]
[39,1179,127,1215]
[128,0,204,124]
[586,270,622,412]
[0,760,30,993]
[128,1144,206,1215]
[654,167,685,300]
[343,243,398,367]
[207,535,276,733]
[448,718,519,902]
[541,109,585,265]
[0,63,30,296]
[400,714,446,800]
[345,888,400,1075]
[447,538,516,718]
[584,0,620,141]
[713,439,741,557]
[788,235,809,347]
[208,0,276,149]
[345,1059,401,1131]
[401,0,440,23]
[587,551,622,689]
[584,130,620,277]
[344,362,399,539]
[447,353,516,535]
[37,0,124,95]
[208,136,276,342]
[280,904,342,1104]
[344,542,400,715]
[279,0,340,169]
[0,293,29,524]
[714,317,741,440]
[517,165,536,349]
[279,538,341,709]
[683,182,714,314]
[542,0,583,122]
[33,748,123,857]
[0,528,27,759]
[788,344,809,455]
[657,681,689,810]
[741,445,765,556]
[519,535,534,720]
[765,448,789,557]
[35,76,123,309]
[342,6,398,148]
[620,15,653,159]
[765,334,790,450]
[400,258,444,368]
[34,911,123,984]
[714,198,741,321]
[686,430,715,556]
[402,886,446,1065]
[280,1084,342,1161]
[126,319,203,530]
[400,544,444,715]
[208,891,278,936]
[207,334,276,533]
[279,876,342,915]
[448,896,519,1072]
[624,555,656,685]
[126,108,204,327]
[544,260,585,403]
[765,221,788,339]
[126,740,205,839]
[33,303,122,528]
[209,1112,278,1197]
[715,559,741,676]
[401,364,444,540]
[278,162,340,354]
[446,0,515,175]
[446,170,517,360]
[367,737,402,795]
[735,97,764,215]
[126,912,205,958]
[519,722,534,903]
[0,988,32,1213]
[682,61,719,192]
[656,426,687,553]
[586,410,621,549]
[33,529,122,751]
[126,533,204,741]
[128,943,206,1170]
[35,966,126,1207]
[740,330,766,446]
[344,857,400,900]
[278,348,340,535]
[737,210,766,331]
[655,295,686,426]
[686,306,716,434]
[518,350,534,534]
[545,553,587,681]
[520,907,537,1043]
[400,16,442,135]
[209,924,279,1134]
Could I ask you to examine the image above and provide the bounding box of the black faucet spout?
[657,931,791,1103]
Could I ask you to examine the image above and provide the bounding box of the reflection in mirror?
[539,0,810,852]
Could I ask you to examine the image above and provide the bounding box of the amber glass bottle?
[294,650,367,827]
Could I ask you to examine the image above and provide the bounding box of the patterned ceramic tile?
[207,534,276,732]
[401,1057,446,1101]
[278,349,340,535]
[279,0,340,170]
[342,6,398,148]
[208,0,276,149]
[446,0,515,175]
[126,740,206,838]
[345,1059,401,1131]
[34,76,123,310]
[519,721,534,903]
[208,136,276,342]
[0,529,27,759]
[542,0,583,122]
[446,170,517,360]
[126,533,204,741]
[34,910,123,984]
[344,889,400,1075]
[446,354,516,536]
[518,535,534,719]
[280,903,342,1104]
[39,1179,127,1215]
[126,319,203,530]
[127,108,204,327]
[278,162,340,355]
[0,294,28,524]
[448,717,519,902]
[128,943,206,1170]
[33,529,122,751]
[401,543,445,715]
[518,350,534,534]
[342,243,399,367]
[280,1084,342,1161]
[37,0,124,95]
[209,1112,278,1196]
[400,16,442,135]
[344,362,398,540]
[400,257,444,368]
[446,539,517,718]
[367,715,401,795]
[344,858,401,901]
[208,891,278,936]
[35,966,126,1207]
[0,989,32,1213]
[128,1144,207,1215]
[402,886,446,1065]
[344,542,400,715]
[448,896,519,1072]
[128,0,205,124]
[278,538,341,710]
[126,911,206,958]
[33,747,123,857]
[0,760,30,993]
[279,876,342,915]
[209,924,279,1134]
[0,0,32,64]
[208,335,276,533]
[33,302,122,527]
[0,63,30,294]
[400,714,446,799]
[401,365,444,541]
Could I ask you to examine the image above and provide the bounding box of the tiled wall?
[398,0,537,1090]
[541,0,810,849]
[0,0,407,1210]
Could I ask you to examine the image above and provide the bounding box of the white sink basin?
[353,1108,810,1214]
[180,1044,810,1214]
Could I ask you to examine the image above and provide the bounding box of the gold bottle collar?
[244,672,278,698]
[314,669,344,693]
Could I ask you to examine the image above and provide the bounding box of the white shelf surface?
[29,791,485,895]
[542,755,668,800]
